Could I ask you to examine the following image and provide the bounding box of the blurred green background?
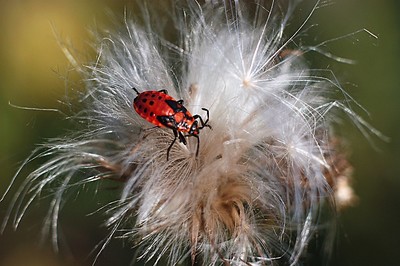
[0,0,398,265]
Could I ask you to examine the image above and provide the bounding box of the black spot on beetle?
[149,100,154,106]
[141,98,147,103]
[150,112,154,116]
[158,96,162,100]
[144,108,147,113]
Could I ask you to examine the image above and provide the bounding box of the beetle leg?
[193,108,211,130]
[167,129,178,160]
[132,87,140,95]
[191,134,200,157]
[165,99,186,113]
[178,131,187,145]
[158,89,168,94]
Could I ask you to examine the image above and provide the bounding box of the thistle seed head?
[2,1,380,265]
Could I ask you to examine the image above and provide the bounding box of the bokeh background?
[0,0,398,265]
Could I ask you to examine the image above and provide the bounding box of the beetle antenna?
[201,108,210,126]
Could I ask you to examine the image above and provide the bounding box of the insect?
[132,88,211,160]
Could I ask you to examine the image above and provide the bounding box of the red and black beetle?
[132,88,210,160]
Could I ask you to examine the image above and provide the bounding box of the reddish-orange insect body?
[132,88,210,159]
